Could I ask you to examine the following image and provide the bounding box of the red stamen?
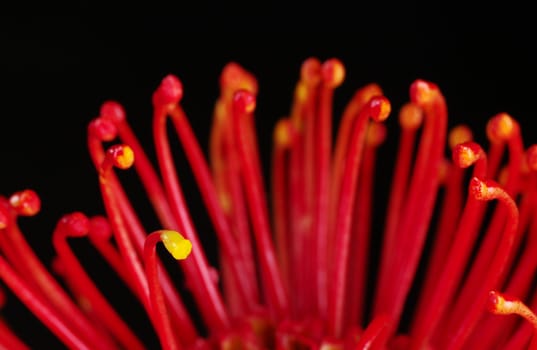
[231,89,289,318]
[312,58,345,319]
[446,178,519,349]
[9,190,40,217]
[214,94,261,311]
[153,76,231,331]
[0,255,92,350]
[485,112,515,180]
[466,145,537,349]
[89,117,197,342]
[87,215,136,292]
[2,193,117,349]
[354,314,391,349]
[409,142,487,349]
[328,95,391,337]
[144,230,192,350]
[414,128,474,311]
[287,57,321,317]
[345,122,386,328]
[376,102,423,312]
[445,114,523,330]
[52,212,145,350]
[272,118,293,295]
[375,80,447,331]
[168,102,258,310]
[100,101,177,229]
[488,290,537,330]
[98,144,152,311]
[0,318,29,350]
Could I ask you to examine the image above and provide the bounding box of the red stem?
[100,102,176,229]
[310,62,338,319]
[0,319,29,350]
[1,199,117,349]
[345,122,384,328]
[0,256,92,350]
[374,103,422,312]
[169,105,256,310]
[153,103,230,331]
[220,120,261,309]
[88,132,198,344]
[272,118,293,296]
[465,172,537,349]
[354,314,391,350]
[52,213,145,350]
[409,143,487,348]
[231,90,289,318]
[379,81,447,329]
[328,96,390,338]
[446,178,520,349]
[445,123,524,329]
[143,231,182,350]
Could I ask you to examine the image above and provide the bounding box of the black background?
[2,8,537,348]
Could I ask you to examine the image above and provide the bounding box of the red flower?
[1,58,536,349]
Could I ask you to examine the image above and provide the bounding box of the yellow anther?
[274,119,291,147]
[322,58,345,88]
[218,190,232,215]
[214,99,227,123]
[244,99,256,114]
[294,81,308,103]
[457,145,478,168]
[399,103,423,130]
[486,113,515,143]
[488,290,537,330]
[411,80,439,106]
[449,124,473,149]
[109,145,134,169]
[160,230,192,260]
[365,122,386,147]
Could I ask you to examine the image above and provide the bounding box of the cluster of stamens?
[1,58,537,349]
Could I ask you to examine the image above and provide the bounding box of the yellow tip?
[322,58,345,88]
[214,99,227,123]
[487,113,515,143]
[488,290,537,331]
[218,189,232,215]
[411,80,439,106]
[160,230,192,260]
[365,122,386,147]
[274,118,291,147]
[294,81,308,103]
[449,124,473,149]
[245,100,256,114]
[114,145,135,169]
[398,103,423,130]
[355,83,383,111]
[488,291,513,315]
[457,146,478,168]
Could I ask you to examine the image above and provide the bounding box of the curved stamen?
[446,177,519,349]
[144,230,192,350]
[152,75,231,331]
[328,95,391,337]
[231,89,289,319]
[52,212,145,350]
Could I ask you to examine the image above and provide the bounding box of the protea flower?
[1,57,537,349]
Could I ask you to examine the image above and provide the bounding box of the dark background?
[2,9,537,348]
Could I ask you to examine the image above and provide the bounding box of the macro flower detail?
[1,57,537,349]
